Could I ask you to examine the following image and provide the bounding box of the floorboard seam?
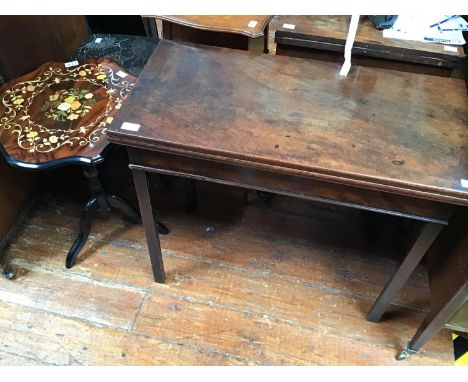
[9,258,149,294]
[130,290,148,332]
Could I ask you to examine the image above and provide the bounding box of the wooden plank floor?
[0,164,454,365]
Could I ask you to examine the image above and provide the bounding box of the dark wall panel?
[0,15,89,82]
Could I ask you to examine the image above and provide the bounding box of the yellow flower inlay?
[71,100,81,111]
[64,96,76,104]
[26,131,38,138]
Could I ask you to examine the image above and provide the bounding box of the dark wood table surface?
[275,16,467,76]
[108,40,468,324]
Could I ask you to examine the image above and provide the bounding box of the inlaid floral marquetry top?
[0,59,136,166]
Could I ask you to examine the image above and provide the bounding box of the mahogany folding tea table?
[108,40,468,323]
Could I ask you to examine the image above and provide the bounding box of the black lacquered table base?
[66,165,169,269]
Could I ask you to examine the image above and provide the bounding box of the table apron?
[127,148,452,225]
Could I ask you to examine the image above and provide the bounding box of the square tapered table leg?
[132,168,165,283]
[367,222,444,322]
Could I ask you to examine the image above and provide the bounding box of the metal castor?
[396,346,417,360]
[3,267,15,280]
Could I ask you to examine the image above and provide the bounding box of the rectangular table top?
[275,16,466,66]
[108,40,468,206]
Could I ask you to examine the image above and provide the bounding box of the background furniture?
[0,59,166,273]
[398,207,468,359]
[150,15,273,53]
[0,15,90,277]
[107,41,467,329]
[275,15,466,77]
[0,15,161,278]
[71,33,159,77]
[0,16,89,84]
